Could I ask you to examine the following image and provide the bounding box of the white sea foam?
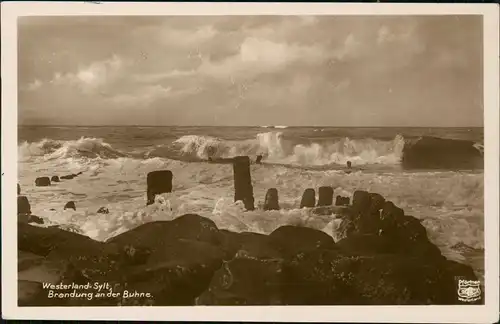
[19,155,483,249]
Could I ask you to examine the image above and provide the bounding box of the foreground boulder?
[18,223,130,306]
[106,214,225,305]
[18,203,480,306]
[268,225,335,258]
[35,177,50,187]
[281,249,478,305]
[60,174,76,180]
[107,214,222,247]
[19,214,44,224]
[336,191,442,259]
[51,176,60,183]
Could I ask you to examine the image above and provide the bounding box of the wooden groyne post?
[233,156,255,211]
[146,170,173,205]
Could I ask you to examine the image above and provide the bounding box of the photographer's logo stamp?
[457,279,481,303]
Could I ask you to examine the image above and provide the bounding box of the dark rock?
[218,230,280,261]
[282,249,479,305]
[19,214,44,225]
[120,244,152,266]
[18,184,21,195]
[18,222,107,258]
[17,223,123,306]
[199,238,473,305]
[336,195,443,260]
[197,253,285,305]
[107,214,222,248]
[379,201,404,234]
[18,196,31,215]
[123,239,224,306]
[60,174,75,180]
[64,201,76,211]
[18,280,50,306]
[335,195,350,206]
[335,234,397,255]
[50,176,60,183]
[35,177,51,187]
[269,225,335,258]
[263,188,280,211]
[317,186,334,206]
[146,170,173,205]
[30,215,44,224]
[97,207,109,214]
[17,211,481,306]
[352,190,371,213]
[18,251,45,272]
[198,226,337,306]
[233,156,254,211]
[339,191,384,237]
[280,249,360,305]
[255,155,263,164]
[299,188,316,208]
[106,214,225,305]
[369,193,385,214]
[77,171,83,175]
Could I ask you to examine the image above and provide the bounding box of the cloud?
[133,69,196,83]
[107,85,201,107]
[333,33,363,61]
[377,24,416,45]
[26,79,42,91]
[155,25,218,48]
[377,26,393,44]
[199,37,327,79]
[17,16,483,126]
[49,55,125,93]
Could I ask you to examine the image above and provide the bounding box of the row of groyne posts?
[147,156,350,210]
[17,156,348,218]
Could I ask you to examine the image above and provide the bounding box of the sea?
[17,126,484,282]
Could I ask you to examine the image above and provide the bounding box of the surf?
[18,132,484,171]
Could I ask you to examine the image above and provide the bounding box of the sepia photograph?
[2,2,499,323]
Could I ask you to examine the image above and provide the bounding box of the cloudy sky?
[18,15,482,126]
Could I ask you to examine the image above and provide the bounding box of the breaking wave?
[18,137,128,162]
[18,133,483,170]
[161,132,406,166]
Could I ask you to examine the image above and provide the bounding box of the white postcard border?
[2,2,498,323]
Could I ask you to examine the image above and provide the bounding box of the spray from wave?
[18,133,483,170]
[160,132,406,167]
[18,137,128,162]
